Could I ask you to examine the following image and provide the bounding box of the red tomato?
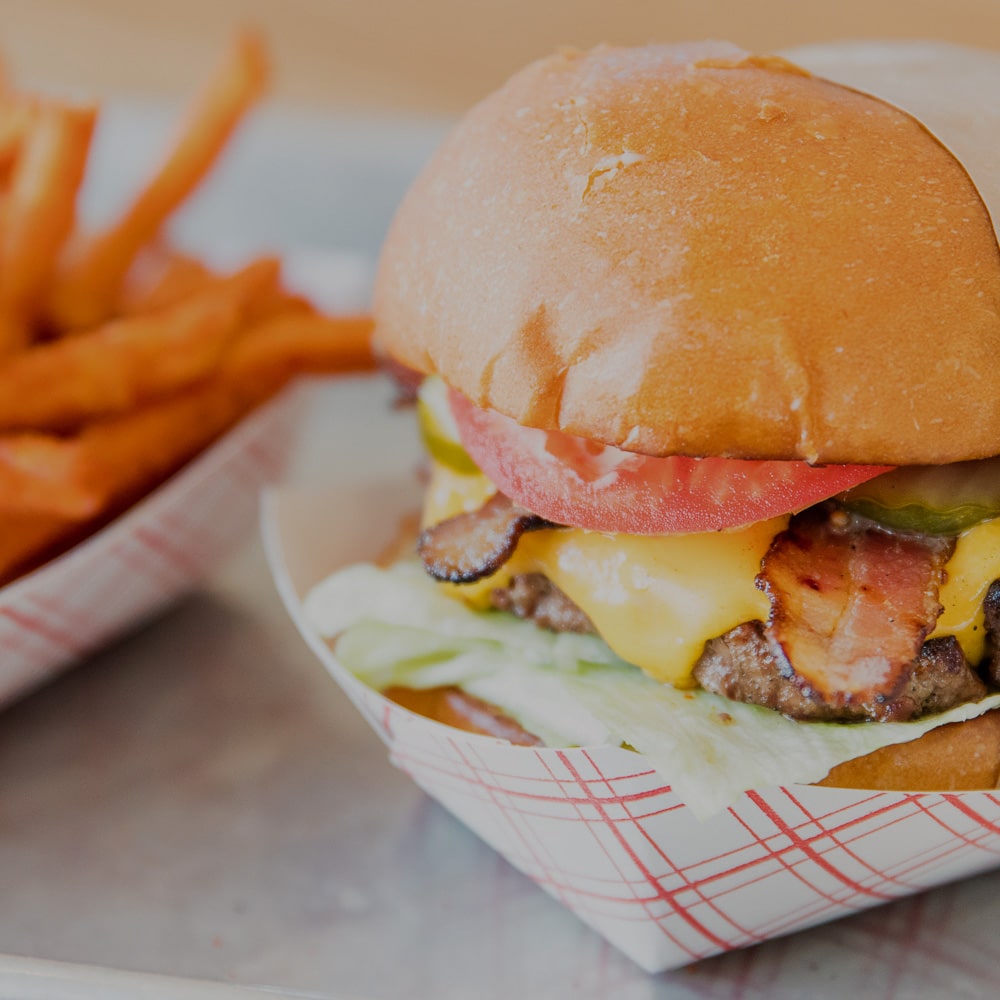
[448,389,892,534]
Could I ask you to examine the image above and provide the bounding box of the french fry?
[0,378,250,579]
[0,378,251,586]
[244,285,314,324]
[0,512,79,586]
[72,310,374,511]
[223,310,376,399]
[0,99,30,171]
[46,32,269,332]
[0,434,100,518]
[118,247,215,316]
[75,379,251,511]
[0,102,31,244]
[0,33,381,589]
[0,101,96,355]
[0,257,280,432]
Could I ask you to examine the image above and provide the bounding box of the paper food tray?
[259,44,1000,973]
[262,479,1000,973]
[0,386,302,707]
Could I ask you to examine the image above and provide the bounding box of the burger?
[306,41,1000,816]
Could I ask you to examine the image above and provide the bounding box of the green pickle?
[841,457,1000,535]
[416,376,480,475]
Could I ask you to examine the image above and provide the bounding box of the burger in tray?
[305,41,1000,817]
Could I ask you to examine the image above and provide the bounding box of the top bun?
[373,42,1000,464]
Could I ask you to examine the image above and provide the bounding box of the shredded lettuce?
[305,562,1000,818]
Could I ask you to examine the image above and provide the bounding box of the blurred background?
[5,0,1000,258]
[4,0,1000,112]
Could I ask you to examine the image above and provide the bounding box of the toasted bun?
[385,683,1000,792]
[374,42,1000,464]
[785,40,1000,240]
[821,709,1000,791]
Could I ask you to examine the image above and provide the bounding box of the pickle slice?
[841,457,1000,535]
[416,376,480,475]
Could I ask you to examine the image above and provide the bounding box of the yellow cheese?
[421,462,501,608]
[931,518,1000,663]
[422,460,496,528]
[423,461,778,685]
[423,461,1000,686]
[512,522,780,686]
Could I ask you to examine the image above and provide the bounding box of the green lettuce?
[305,562,1000,818]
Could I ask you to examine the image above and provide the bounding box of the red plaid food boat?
[0,386,301,705]
[263,477,1000,972]
[265,41,1000,971]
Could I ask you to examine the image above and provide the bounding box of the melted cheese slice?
[424,462,777,685]
[931,518,1000,663]
[512,525,779,686]
[423,462,1000,686]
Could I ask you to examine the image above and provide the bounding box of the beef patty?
[488,572,994,722]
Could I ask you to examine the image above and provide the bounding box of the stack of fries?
[0,32,374,586]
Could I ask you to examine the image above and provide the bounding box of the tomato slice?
[448,389,892,534]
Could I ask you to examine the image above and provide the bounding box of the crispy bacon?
[758,506,955,707]
[417,492,552,583]
[694,622,985,721]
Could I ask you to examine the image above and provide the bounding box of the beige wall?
[3,0,1000,112]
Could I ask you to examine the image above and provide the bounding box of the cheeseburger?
[308,42,1000,811]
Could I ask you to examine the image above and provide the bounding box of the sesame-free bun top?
[373,42,1000,464]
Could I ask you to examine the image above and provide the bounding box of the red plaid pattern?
[265,482,1000,974]
[0,389,302,706]
[319,661,1000,973]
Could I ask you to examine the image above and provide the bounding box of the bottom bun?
[386,685,1000,793]
[820,710,1000,791]
[384,684,542,747]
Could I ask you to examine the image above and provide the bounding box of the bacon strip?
[694,622,985,721]
[758,506,954,706]
[417,492,551,583]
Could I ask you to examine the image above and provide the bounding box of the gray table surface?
[1,102,999,1000]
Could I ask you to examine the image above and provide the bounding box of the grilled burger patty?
[486,572,994,722]
[419,495,997,723]
[484,573,993,722]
